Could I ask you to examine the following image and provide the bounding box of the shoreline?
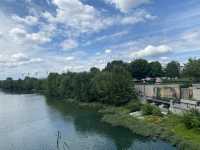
[1,90,200,150]
[75,101,200,150]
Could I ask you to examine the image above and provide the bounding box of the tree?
[130,59,150,79]
[165,61,180,78]
[149,61,163,78]
[47,73,61,97]
[90,70,135,105]
[2,77,14,91]
[104,60,130,73]
[72,72,92,102]
[183,58,200,80]
[90,67,100,76]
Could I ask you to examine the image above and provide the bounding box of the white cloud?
[9,27,27,40]
[44,0,111,34]
[12,15,38,26]
[0,32,3,38]
[121,10,156,25]
[9,27,51,44]
[11,53,29,62]
[84,31,128,46]
[160,56,169,61]
[0,53,43,68]
[61,39,78,50]
[105,49,112,54]
[64,65,85,72]
[43,0,155,37]
[65,56,75,61]
[182,30,200,44]
[105,0,151,13]
[27,32,51,44]
[131,45,172,58]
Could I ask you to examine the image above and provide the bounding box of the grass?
[69,99,200,149]
[99,101,200,150]
[174,124,200,144]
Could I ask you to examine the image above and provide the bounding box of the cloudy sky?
[0,0,200,79]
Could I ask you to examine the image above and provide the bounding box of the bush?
[125,100,142,112]
[182,109,200,130]
[142,103,162,116]
[152,107,162,116]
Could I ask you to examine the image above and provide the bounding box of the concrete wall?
[181,88,193,99]
[193,84,200,100]
[144,85,155,97]
[135,84,181,100]
[154,84,181,99]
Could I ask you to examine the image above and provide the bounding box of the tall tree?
[165,61,180,78]
[183,58,200,80]
[90,69,135,105]
[130,59,150,79]
[149,61,163,78]
[104,60,130,73]
[47,73,61,97]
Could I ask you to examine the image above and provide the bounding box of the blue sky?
[0,0,200,79]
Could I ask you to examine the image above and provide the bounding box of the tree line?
[0,58,200,105]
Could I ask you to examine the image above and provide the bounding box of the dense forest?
[0,58,200,105]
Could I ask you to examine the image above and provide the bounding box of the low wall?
[135,84,181,100]
[181,88,193,99]
[193,84,200,100]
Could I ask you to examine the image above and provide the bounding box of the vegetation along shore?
[1,58,200,150]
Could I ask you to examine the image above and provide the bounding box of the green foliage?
[125,100,142,112]
[47,73,62,97]
[1,58,200,106]
[90,69,135,105]
[102,106,200,150]
[0,61,136,106]
[183,58,200,81]
[182,109,200,130]
[0,77,45,93]
[165,61,180,78]
[149,61,163,77]
[130,59,150,79]
[142,103,162,116]
[104,60,130,73]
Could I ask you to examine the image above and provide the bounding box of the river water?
[0,91,176,150]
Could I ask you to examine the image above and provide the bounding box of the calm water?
[0,91,176,150]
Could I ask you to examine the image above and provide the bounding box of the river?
[0,91,176,150]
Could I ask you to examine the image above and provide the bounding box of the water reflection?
[0,92,175,150]
[45,97,175,150]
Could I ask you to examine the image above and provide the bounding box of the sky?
[0,0,200,79]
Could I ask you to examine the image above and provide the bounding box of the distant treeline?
[0,58,199,105]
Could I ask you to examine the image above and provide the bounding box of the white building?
[192,84,200,101]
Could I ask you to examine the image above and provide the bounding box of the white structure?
[170,99,200,114]
[135,83,200,114]
[192,84,200,101]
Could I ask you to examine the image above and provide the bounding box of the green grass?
[173,122,200,144]
[77,99,200,149]
[158,115,200,145]
[100,103,200,150]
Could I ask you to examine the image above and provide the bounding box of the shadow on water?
[0,92,175,150]
[45,97,174,150]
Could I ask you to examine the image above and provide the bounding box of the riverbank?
[98,103,200,150]
[75,100,200,150]
[1,89,199,150]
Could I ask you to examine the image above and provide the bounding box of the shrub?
[125,100,142,112]
[182,109,200,130]
[142,103,162,116]
[142,103,154,115]
[152,107,162,116]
